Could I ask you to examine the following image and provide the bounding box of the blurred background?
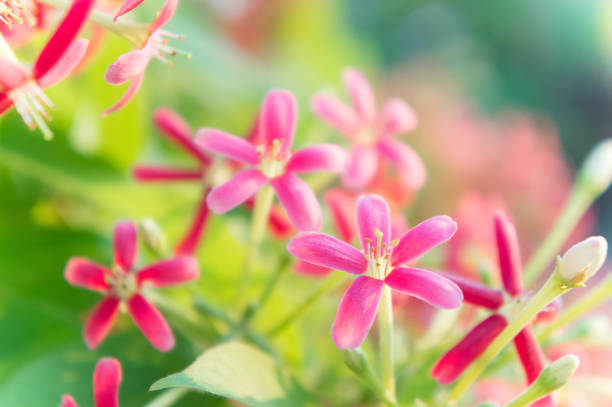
[0,0,611,405]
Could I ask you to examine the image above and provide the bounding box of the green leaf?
[151,341,308,407]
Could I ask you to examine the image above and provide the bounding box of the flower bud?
[579,138,612,195]
[559,236,607,285]
[536,354,579,391]
[475,402,500,407]
[343,348,368,375]
[139,218,168,256]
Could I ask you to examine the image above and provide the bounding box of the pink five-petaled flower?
[0,0,93,139]
[103,0,189,116]
[64,221,199,352]
[311,67,426,191]
[196,89,348,232]
[432,210,555,406]
[288,194,462,348]
[60,357,122,407]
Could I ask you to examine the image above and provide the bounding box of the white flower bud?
[559,236,607,285]
[580,139,612,195]
[139,218,168,256]
[537,354,580,391]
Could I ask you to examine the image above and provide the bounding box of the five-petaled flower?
[0,0,93,139]
[288,194,462,348]
[64,221,199,352]
[196,89,348,232]
[103,0,189,115]
[60,357,122,407]
[311,67,425,191]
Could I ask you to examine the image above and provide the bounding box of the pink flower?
[432,210,554,405]
[196,89,348,232]
[64,221,199,352]
[311,67,425,191]
[60,357,122,407]
[0,0,93,139]
[103,0,188,115]
[288,194,461,348]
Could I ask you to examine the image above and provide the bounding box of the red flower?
[60,357,122,407]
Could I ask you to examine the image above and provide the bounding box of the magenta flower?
[0,0,93,139]
[432,210,554,406]
[196,89,348,232]
[103,0,188,115]
[60,357,122,407]
[288,194,461,348]
[311,67,425,190]
[64,221,199,352]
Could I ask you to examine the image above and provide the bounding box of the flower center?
[258,139,286,179]
[0,0,31,27]
[107,267,138,300]
[355,127,377,146]
[9,81,54,140]
[364,228,397,280]
[147,29,192,65]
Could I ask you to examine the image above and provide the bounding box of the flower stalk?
[378,284,396,405]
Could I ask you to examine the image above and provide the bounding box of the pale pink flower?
[103,0,188,115]
[288,194,461,348]
[311,67,425,191]
[64,221,199,352]
[0,0,93,139]
[60,357,122,407]
[196,89,348,232]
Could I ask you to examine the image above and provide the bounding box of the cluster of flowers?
[2,1,611,406]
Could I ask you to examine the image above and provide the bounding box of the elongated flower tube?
[197,89,349,232]
[60,357,122,407]
[103,0,190,115]
[311,67,425,190]
[495,210,523,296]
[288,194,462,348]
[64,221,200,351]
[0,0,93,139]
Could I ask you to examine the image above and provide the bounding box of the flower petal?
[149,0,178,33]
[332,276,383,349]
[431,314,508,384]
[286,144,348,174]
[114,0,145,20]
[392,215,457,266]
[270,172,322,231]
[380,98,417,136]
[113,221,137,272]
[260,89,297,155]
[60,395,78,407]
[267,204,293,239]
[132,166,203,182]
[287,232,367,274]
[64,257,111,292]
[0,93,14,114]
[175,192,211,255]
[104,49,152,85]
[294,260,331,278]
[127,294,175,352]
[356,194,390,253]
[310,92,360,136]
[342,145,379,190]
[33,0,94,80]
[101,73,144,116]
[0,57,27,90]
[37,38,88,88]
[494,210,523,297]
[137,256,199,287]
[207,169,266,213]
[385,267,463,309]
[153,107,211,164]
[438,271,504,310]
[195,128,260,165]
[342,68,377,121]
[84,297,120,349]
[377,137,426,189]
[325,188,357,243]
[93,357,122,407]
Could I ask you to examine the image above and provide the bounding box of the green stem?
[343,349,398,407]
[378,285,396,405]
[523,184,592,285]
[144,388,188,407]
[539,271,612,341]
[239,184,275,299]
[450,268,569,403]
[267,273,346,337]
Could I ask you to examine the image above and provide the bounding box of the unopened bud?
[579,138,612,195]
[475,402,500,407]
[537,354,580,391]
[559,236,607,285]
[139,218,168,256]
[343,349,368,374]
